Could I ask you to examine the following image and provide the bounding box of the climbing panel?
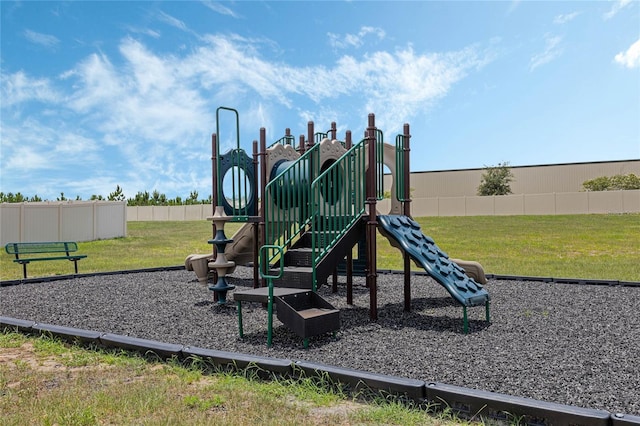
[377,215,490,308]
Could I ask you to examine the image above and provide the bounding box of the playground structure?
[186,107,490,346]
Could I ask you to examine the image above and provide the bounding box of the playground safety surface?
[1,266,638,416]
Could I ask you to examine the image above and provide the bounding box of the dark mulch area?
[1,266,638,415]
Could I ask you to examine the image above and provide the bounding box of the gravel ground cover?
[1,266,638,416]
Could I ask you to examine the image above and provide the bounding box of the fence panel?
[62,203,94,241]
[0,201,126,245]
[0,204,22,244]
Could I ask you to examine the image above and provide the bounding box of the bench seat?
[5,242,87,279]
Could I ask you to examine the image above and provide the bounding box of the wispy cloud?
[201,0,240,18]
[23,29,60,48]
[1,71,60,107]
[1,33,495,198]
[614,38,640,69]
[529,34,563,71]
[124,25,161,39]
[554,11,581,24]
[603,0,632,20]
[157,11,189,32]
[327,26,386,50]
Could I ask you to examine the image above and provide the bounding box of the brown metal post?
[212,133,218,211]
[299,135,305,154]
[211,133,219,289]
[402,123,412,311]
[307,121,314,149]
[259,127,267,288]
[366,114,378,320]
[252,140,260,288]
[330,121,337,140]
[345,130,354,305]
[285,128,291,144]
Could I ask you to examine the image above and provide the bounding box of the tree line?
[0,185,212,206]
[2,170,638,204]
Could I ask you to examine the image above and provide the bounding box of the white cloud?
[1,33,495,199]
[328,26,386,50]
[603,0,632,20]
[0,71,60,107]
[23,29,59,48]
[530,34,563,71]
[554,11,581,24]
[124,25,161,39]
[615,38,640,69]
[157,11,189,32]
[201,0,240,18]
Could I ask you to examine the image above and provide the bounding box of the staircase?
[233,216,364,347]
[241,133,375,346]
[274,215,366,289]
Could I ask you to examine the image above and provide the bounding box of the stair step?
[284,248,313,267]
[233,287,308,303]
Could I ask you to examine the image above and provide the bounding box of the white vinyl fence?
[126,190,640,221]
[0,201,127,246]
[379,190,640,217]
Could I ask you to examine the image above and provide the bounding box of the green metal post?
[267,279,274,347]
[486,301,491,323]
[260,245,284,348]
[237,301,244,338]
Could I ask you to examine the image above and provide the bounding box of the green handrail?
[268,134,296,149]
[395,132,410,202]
[263,142,321,265]
[374,129,385,201]
[215,107,240,205]
[261,129,384,291]
[259,245,284,347]
[310,138,368,290]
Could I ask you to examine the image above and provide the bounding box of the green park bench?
[4,242,87,279]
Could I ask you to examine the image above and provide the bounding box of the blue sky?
[1,1,639,201]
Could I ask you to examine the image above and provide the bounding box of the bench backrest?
[5,242,79,255]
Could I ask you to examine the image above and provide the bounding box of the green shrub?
[582,173,640,191]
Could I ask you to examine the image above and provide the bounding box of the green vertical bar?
[237,301,244,338]
[267,277,273,347]
[485,301,490,323]
[463,306,469,334]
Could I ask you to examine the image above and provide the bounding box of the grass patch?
[1,215,638,281]
[0,333,465,425]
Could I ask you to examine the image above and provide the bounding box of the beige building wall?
[400,160,640,198]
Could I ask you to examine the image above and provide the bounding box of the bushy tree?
[108,185,126,201]
[583,173,640,191]
[477,162,514,196]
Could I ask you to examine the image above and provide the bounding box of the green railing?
[262,128,385,290]
[374,129,385,200]
[309,139,368,289]
[269,132,329,151]
[269,134,296,149]
[263,142,321,264]
[215,106,256,219]
[395,132,410,202]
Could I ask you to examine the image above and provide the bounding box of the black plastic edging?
[32,323,103,344]
[0,265,185,287]
[426,382,611,425]
[295,359,425,401]
[181,346,292,378]
[2,314,640,424]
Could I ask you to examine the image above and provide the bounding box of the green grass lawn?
[1,214,638,282]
